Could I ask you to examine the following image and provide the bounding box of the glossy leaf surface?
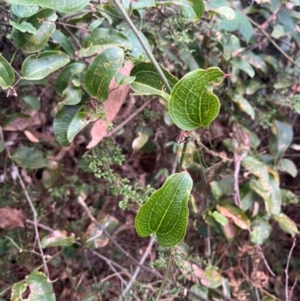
[0,55,15,89]
[5,0,90,13]
[84,47,124,102]
[135,172,193,247]
[53,105,90,146]
[22,51,70,80]
[169,67,224,130]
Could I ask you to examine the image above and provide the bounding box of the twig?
[285,238,297,301]
[0,127,49,277]
[77,196,162,278]
[107,99,151,137]
[120,237,155,300]
[111,0,172,93]
[256,245,276,277]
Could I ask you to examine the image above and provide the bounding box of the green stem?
[112,0,172,93]
[155,248,172,301]
[178,136,189,172]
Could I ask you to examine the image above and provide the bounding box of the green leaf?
[88,19,103,31]
[132,126,153,150]
[61,86,82,105]
[216,203,251,230]
[211,211,228,226]
[22,51,70,80]
[250,216,271,245]
[180,0,205,20]
[41,230,75,248]
[169,67,225,131]
[0,140,6,153]
[54,63,86,95]
[230,58,255,77]
[22,95,40,110]
[53,105,90,146]
[281,189,299,206]
[10,4,39,18]
[10,9,56,53]
[5,0,90,13]
[278,158,298,178]
[11,271,56,301]
[51,30,75,58]
[135,171,193,247]
[188,283,208,300]
[210,177,233,200]
[261,296,276,301]
[269,118,293,157]
[9,21,36,34]
[274,213,298,237]
[231,93,255,119]
[0,55,15,89]
[242,156,269,183]
[241,51,268,74]
[131,0,155,10]
[84,47,124,102]
[202,265,222,288]
[10,146,49,169]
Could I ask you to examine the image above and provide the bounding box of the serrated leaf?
[9,21,36,34]
[250,216,271,245]
[11,271,56,301]
[22,51,70,80]
[61,86,82,105]
[51,30,75,58]
[41,230,75,248]
[274,213,298,237]
[10,146,49,169]
[84,47,124,102]
[278,158,298,178]
[232,93,255,119]
[269,118,293,157]
[10,9,56,53]
[216,203,251,229]
[135,172,193,247]
[0,55,15,89]
[169,67,224,131]
[230,58,255,77]
[10,4,39,18]
[53,105,90,146]
[130,62,178,100]
[54,63,86,95]
[5,0,90,13]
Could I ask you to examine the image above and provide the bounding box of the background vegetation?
[0,0,300,300]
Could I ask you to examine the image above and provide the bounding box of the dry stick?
[285,238,297,301]
[0,127,49,277]
[77,196,162,278]
[25,219,130,287]
[256,245,276,277]
[120,237,155,300]
[107,99,151,137]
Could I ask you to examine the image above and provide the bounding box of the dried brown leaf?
[24,130,39,143]
[0,207,24,229]
[87,62,133,149]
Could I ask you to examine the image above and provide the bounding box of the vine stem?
[155,248,172,301]
[111,0,172,93]
[178,135,190,172]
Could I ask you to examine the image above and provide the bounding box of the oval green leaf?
[10,4,39,18]
[181,0,205,20]
[274,213,299,237]
[10,9,56,53]
[11,271,56,301]
[278,158,298,178]
[54,62,86,95]
[51,30,75,58]
[22,51,70,80]
[61,86,82,105]
[168,67,225,131]
[84,47,124,102]
[135,171,193,247]
[250,216,271,245]
[0,55,15,89]
[5,0,90,13]
[53,105,90,146]
[41,230,75,248]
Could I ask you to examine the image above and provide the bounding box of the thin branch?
[0,127,49,277]
[120,237,155,300]
[285,238,297,301]
[111,0,172,93]
[77,196,162,278]
[256,245,276,277]
[107,99,151,137]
